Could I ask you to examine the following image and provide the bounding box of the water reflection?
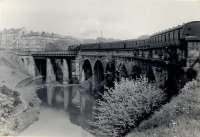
[34,79,95,130]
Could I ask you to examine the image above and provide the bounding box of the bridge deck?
[14,50,78,57]
[31,51,78,57]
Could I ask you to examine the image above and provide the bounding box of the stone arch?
[105,60,115,88]
[126,62,133,78]
[34,58,47,80]
[146,67,156,82]
[186,68,197,81]
[164,63,185,99]
[82,59,93,80]
[116,63,128,81]
[94,60,104,83]
[93,60,105,97]
[34,58,47,102]
[131,65,142,79]
[51,59,63,83]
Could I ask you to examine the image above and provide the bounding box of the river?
[18,106,93,137]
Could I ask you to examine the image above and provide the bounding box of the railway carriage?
[99,41,125,50]
[78,21,200,54]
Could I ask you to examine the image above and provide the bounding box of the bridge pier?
[47,86,54,106]
[63,59,70,110]
[46,58,56,106]
[27,57,36,77]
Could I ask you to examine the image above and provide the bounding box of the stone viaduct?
[15,21,200,112]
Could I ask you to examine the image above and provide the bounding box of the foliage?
[0,85,22,135]
[0,85,41,136]
[89,77,164,137]
[128,79,200,137]
[0,85,21,119]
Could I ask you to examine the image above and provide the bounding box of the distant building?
[0,28,80,50]
[0,28,118,50]
[0,28,25,49]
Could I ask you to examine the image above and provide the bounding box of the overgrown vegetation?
[89,77,165,137]
[0,85,22,135]
[127,79,200,137]
[0,85,22,118]
[0,85,40,136]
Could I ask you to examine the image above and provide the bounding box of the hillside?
[127,79,200,137]
[0,28,119,50]
[0,50,40,136]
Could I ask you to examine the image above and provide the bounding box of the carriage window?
[166,32,170,41]
[187,42,200,59]
[158,35,160,42]
[162,34,165,42]
[174,30,179,40]
[170,31,174,41]
[179,28,183,39]
[158,36,160,43]
[177,29,180,39]
[160,35,162,42]
[156,36,159,43]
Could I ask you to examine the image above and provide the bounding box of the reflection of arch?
[82,59,93,80]
[105,60,115,88]
[131,65,141,79]
[146,67,155,82]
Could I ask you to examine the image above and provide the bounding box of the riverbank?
[0,50,40,136]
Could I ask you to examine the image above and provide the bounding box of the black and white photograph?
[0,0,200,137]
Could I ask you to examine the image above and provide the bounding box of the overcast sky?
[0,0,200,39]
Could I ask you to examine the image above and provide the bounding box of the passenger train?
[70,21,200,51]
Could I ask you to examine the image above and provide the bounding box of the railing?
[13,48,79,57]
[30,50,78,57]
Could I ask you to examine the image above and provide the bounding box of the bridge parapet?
[30,50,78,57]
[14,50,78,57]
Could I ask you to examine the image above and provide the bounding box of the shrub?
[89,77,165,137]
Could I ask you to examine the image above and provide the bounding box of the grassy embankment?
[128,79,200,137]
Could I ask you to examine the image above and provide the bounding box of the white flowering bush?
[89,77,165,137]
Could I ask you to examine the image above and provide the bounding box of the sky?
[0,0,200,39]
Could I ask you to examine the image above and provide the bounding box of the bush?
[89,77,165,137]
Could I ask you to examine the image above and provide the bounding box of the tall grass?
[128,79,200,137]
